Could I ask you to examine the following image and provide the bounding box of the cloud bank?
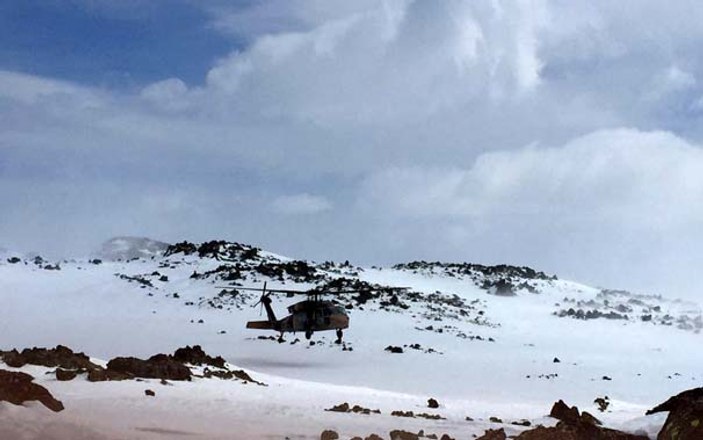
[2,1,703,296]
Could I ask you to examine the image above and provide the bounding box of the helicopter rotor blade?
[259,281,267,316]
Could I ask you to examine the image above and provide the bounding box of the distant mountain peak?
[97,236,170,261]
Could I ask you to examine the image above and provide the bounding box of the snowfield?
[0,239,700,439]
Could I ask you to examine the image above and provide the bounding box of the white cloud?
[5,1,703,296]
[359,128,703,295]
[140,78,190,112]
[271,193,332,215]
[0,70,104,107]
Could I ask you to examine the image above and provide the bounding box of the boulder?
[390,430,419,440]
[515,400,648,440]
[327,402,350,412]
[55,368,78,381]
[86,368,131,382]
[550,400,580,425]
[594,396,610,412]
[106,356,191,381]
[321,430,339,440]
[646,387,703,440]
[476,429,506,440]
[0,369,64,412]
[173,345,226,368]
[1,345,98,370]
[428,397,439,408]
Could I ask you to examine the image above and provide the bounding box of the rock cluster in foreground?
[0,369,64,412]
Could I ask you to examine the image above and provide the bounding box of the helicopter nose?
[331,314,349,329]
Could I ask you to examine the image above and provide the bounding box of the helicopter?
[219,282,352,342]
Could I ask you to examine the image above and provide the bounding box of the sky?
[2,0,703,298]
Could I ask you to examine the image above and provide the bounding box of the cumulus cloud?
[359,128,703,294]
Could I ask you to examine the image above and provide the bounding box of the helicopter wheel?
[305,329,313,340]
[335,328,343,344]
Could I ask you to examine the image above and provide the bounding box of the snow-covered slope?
[1,240,700,439]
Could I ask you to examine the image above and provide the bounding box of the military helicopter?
[219,282,353,342]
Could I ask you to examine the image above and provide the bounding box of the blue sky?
[0,0,239,88]
[2,1,703,298]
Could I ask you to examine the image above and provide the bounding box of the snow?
[0,248,700,439]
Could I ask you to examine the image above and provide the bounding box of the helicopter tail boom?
[246,320,276,330]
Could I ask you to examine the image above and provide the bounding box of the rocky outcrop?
[0,369,64,412]
[646,387,703,440]
[325,402,380,415]
[1,345,98,370]
[55,368,78,381]
[321,430,339,440]
[173,345,226,368]
[106,355,192,381]
[476,429,506,440]
[389,430,418,440]
[508,400,647,440]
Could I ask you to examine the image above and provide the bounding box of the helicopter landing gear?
[305,329,313,340]
[277,332,285,343]
[335,328,343,344]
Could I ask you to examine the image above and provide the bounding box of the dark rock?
[391,410,414,418]
[493,279,516,296]
[172,345,226,368]
[515,424,647,440]
[321,430,339,440]
[647,387,703,440]
[476,428,507,440]
[390,430,419,440]
[512,419,532,426]
[553,357,561,363]
[550,399,580,424]
[594,396,610,412]
[0,369,64,412]
[55,368,77,381]
[417,412,445,420]
[516,400,647,440]
[385,346,404,354]
[106,356,191,381]
[7,257,21,264]
[489,416,503,423]
[327,402,350,412]
[1,345,98,370]
[145,389,155,396]
[602,376,612,381]
[439,435,454,440]
[164,241,197,256]
[86,368,131,382]
[428,397,439,408]
[581,411,602,426]
[365,435,384,440]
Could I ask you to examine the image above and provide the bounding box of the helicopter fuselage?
[246,297,349,339]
